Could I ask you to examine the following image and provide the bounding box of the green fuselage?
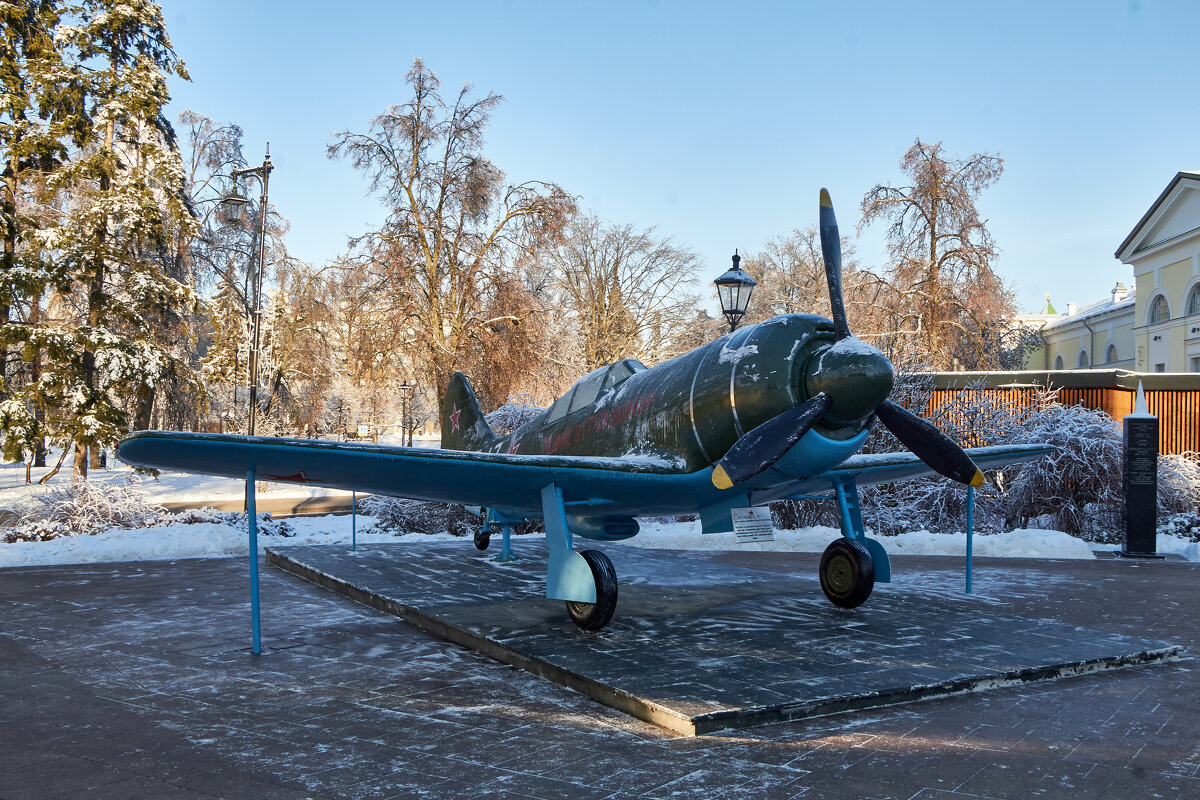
[489,313,888,472]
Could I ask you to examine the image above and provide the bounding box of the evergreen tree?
[43,0,198,477]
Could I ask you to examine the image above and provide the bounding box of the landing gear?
[565,550,618,631]
[473,528,490,551]
[819,538,875,609]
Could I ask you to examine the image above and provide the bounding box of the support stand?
[965,484,975,594]
[246,469,262,655]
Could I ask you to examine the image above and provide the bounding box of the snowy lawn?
[2,512,1198,569]
[0,446,359,510]
[2,445,1197,568]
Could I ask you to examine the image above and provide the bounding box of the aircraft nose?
[803,337,895,427]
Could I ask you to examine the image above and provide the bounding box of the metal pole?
[247,468,262,654]
[965,484,975,595]
[246,145,272,439]
[351,490,357,553]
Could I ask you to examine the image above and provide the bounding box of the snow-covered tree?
[35,0,198,477]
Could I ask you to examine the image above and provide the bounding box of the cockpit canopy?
[546,359,647,423]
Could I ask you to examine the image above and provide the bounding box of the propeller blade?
[713,394,833,489]
[875,400,985,487]
[819,188,851,341]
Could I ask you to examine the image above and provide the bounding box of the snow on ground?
[2,511,1197,570]
[2,444,1197,568]
[0,447,354,509]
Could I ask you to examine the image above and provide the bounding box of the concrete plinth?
[266,541,1179,736]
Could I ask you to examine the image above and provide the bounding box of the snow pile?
[0,515,466,569]
[628,520,1099,560]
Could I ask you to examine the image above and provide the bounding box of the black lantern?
[218,184,250,225]
[714,251,757,332]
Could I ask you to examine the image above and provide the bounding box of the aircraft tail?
[441,372,498,452]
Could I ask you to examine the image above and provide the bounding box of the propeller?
[713,394,832,489]
[710,188,985,490]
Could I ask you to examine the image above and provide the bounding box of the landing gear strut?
[819,538,875,608]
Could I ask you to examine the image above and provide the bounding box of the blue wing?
[117,432,1052,521]
[116,431,702,518]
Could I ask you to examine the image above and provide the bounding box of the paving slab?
[264,541,1181,735]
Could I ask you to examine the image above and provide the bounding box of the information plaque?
[1122,415,1160,558]
[732,506,775,543]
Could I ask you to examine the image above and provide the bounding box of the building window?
[1189,285,1200,316]
[1155,363,1166,372]
[1054,354,1064,370]
[1105,344,1118,363]
[1077,350,1089,368]
[1192,356,1200,373]
[1149,294,1170,324]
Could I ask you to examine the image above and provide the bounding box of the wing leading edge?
[116,431,695,517]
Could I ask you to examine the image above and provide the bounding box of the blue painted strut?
[965,485,975,595]
[247,469,262,655]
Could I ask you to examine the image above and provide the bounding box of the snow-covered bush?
[168,507,295,537]
[360,495,481,536]
[1158,452,1200,515]
[992,403,1125,539]
[4,480,169,542]
[485,395,545,436]
[2,487,296,543]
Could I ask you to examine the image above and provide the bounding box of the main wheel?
[473,528,491,551]
[565,550,618,631]
[819,539,875,609]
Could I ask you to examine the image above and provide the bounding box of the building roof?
[1041,291,1135,331]
[1115,171,1200,260]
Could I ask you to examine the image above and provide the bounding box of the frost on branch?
[485,394,545,437]
[5,480,168,542]
[359,495,482,536]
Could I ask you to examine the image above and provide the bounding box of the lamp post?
[219,144,274,437]
[398,381,414,447]
[714,251,757,333]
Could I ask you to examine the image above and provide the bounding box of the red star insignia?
[266,471,309,484]
[450,406,462,431]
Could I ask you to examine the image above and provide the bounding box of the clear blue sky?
[162,0,1199,313]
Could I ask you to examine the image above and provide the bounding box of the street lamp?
[219,144,274,437]
[398,381,415,447]
[714,251,757,332]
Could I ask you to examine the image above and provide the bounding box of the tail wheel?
[473,528,491,551]
[565,550,618,631]
[819,538,875,609]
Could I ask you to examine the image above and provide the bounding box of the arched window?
[1188,285,1200,316]
[1149,294,1170,324]
[1105,344,1118,364]
[1077,350,1089,368]
[1054,354,1064,370]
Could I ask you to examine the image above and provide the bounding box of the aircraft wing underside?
[117,432,1053,521]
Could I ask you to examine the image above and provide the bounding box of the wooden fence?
[924,371,1200,456]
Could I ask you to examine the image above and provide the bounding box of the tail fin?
[441,372,498,451]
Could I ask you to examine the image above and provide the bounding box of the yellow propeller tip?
[819,188,833,207]
[969,470,985,488]
[712,464,733,490]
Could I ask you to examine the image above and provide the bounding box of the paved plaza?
[1,542,1198,799]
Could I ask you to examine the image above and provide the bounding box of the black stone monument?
[1122,383,1163,558]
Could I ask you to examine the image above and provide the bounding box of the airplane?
[117,190,1052,631]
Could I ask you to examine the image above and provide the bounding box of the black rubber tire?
[473,529,491,551]
[819,538,875,609]
[565,550,618,631]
